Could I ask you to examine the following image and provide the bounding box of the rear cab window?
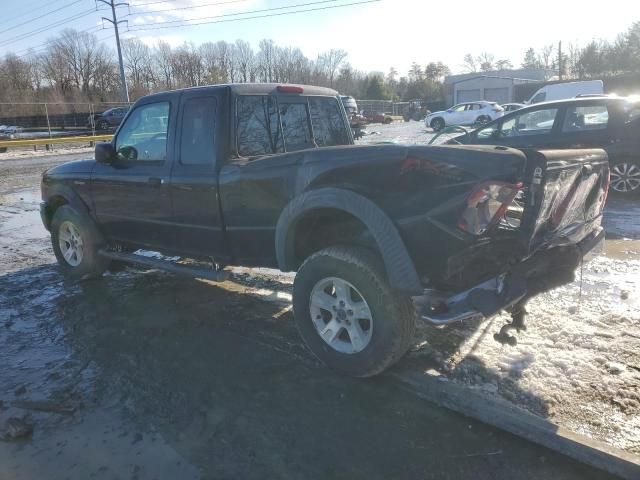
[235,94,350,158]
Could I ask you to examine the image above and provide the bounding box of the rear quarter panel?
[218,144,526,276]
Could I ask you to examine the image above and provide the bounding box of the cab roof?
[143,83,339,100]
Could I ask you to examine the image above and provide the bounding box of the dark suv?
[450,97,640,195]
[90,106,130,131]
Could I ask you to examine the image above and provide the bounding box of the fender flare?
[42,184,93,229]
[275,187,423,294]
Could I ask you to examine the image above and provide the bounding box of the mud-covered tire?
[51,205,108,281]
[293,246,416,377]
[430,118,445,131]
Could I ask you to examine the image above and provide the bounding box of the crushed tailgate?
[521,149,609,254]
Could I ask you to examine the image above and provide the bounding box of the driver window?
[451,104,466,112]
[499,108,558,138]
[115,102,170,162]
[477,123,499,139]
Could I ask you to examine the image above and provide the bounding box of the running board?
[98,249,230,282]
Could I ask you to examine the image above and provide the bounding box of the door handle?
[148,177,163,186]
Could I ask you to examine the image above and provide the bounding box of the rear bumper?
[420,227,605,325]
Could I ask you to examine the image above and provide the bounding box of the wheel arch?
[42,184,93,230]
[430,116,445,128]
[275,188,423,294]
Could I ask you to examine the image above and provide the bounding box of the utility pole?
[558,40,563,81]
[98,0,129,103]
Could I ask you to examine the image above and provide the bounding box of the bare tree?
[462,53,477,72]
[153,40,174,90]
[122,38,153,93]
[539,44,555,70]
[171,42,204,87]
[494,59,513,70]
[477,52,495,71]
[257,39,277,82]
[234,39,255,83]
[317,48,347,87]
[47,29,112,92]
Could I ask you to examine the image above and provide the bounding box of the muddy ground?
[0,128,636,479]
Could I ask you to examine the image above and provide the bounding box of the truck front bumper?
[40,202,51,231]
[419,227,605,325]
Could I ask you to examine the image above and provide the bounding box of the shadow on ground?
[0,263,615,480]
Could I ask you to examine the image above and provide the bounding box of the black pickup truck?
[40,83,609,377]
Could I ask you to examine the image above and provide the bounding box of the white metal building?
[444,69,555,106]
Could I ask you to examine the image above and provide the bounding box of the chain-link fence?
[0,102,132,139]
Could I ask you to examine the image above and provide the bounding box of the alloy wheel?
[309,277,373,354]
[610,161,640,193]
[58,221,84,267]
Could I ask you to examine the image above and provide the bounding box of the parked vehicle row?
[41,83,609,377]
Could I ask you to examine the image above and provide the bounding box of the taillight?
[277,85,304,94]
[458,181,523,235]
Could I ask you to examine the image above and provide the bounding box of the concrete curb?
[390,368,640,480]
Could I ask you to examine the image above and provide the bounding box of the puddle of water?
[604,238,640,260]
[603,197,640,239]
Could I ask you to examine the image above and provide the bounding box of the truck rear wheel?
[293,246,415,377]
[51,205,108,281]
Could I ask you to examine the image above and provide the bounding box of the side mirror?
[446,109,452,113]
[95,142,116,164]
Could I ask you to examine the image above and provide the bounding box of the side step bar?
[98,249,230,282]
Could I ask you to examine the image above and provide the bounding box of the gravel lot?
[0,123,636,479]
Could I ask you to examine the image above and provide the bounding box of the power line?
[129,0,339,26]
[4,0,380,61]
[128,0,373,31]
[0,0,64,26]
[0,8,98,48]
[0,0,84,36]
[12,24,106,59]
[129,0,248,14]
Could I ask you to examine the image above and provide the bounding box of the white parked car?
[502,103,525,112]
[425,101,504,131]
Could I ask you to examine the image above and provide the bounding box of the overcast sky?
[2,0,638,75]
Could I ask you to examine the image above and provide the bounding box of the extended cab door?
[447,104,467,125]
[168,89,227,258]
[91,95,176,249]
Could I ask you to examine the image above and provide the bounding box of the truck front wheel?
[51,205,108,281]
[293,246,416,377]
